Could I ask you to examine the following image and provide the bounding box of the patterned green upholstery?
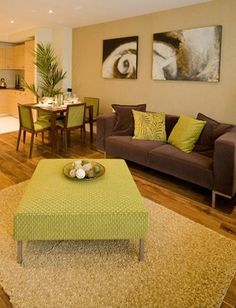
[19,105,34,130]
[56,119,64,128]
[67,104,85,128]
[37,109,51,122]
[16,104,52,158]
[84,97,99,121]
[55,104,86,151]
[18,105,51,131]
[132,110,166,141]
[34,120,51,131]
[14,159,148,241]
[56,104,85,128]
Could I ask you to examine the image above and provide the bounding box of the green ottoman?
[14,159,148,263]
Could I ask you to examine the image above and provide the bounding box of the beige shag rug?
[0,182,236,308]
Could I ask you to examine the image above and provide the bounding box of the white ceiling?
[1,0,211,41]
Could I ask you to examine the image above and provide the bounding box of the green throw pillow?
[132,110,166,141]
[168,115,206,153]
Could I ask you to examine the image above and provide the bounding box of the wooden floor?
[0,130,235,307]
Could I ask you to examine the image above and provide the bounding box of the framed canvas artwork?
[152,25,222,82]
[102,36,138,79]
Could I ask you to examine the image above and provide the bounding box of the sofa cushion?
[106,136,165,166]
[148,144,213,189]
[194,113,233,156]
[168,115,206,153]
[112,104,146,136]
[132,110,166,141]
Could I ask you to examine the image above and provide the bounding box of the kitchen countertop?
[0,87,24,91]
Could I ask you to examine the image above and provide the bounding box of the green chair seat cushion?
[37,115,51,121]
[34,120,51,131]
[56,119,65,128]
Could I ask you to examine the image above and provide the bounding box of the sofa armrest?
[213,129,236,197]
[96,113,116,151]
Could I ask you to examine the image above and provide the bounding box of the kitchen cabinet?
[5,46,14,69]
[0,91,8,115]
[13,44,25,69]
[0,46,6,69]
[8,90,34,118]
[8,90,21,117]
[24,40,35,104]
[0,39,35,117]
[24,40,35,84]
[0,45,14,69]
[0,89,35,118]
[0,44,25,69]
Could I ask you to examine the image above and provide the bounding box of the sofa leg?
[104,152,107,158]
[212,191,216,208]
[212,190,232,208]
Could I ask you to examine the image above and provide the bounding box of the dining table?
[32,101,94,153]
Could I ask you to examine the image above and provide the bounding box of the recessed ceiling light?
[10,20,14,24]
[49,9,53,14]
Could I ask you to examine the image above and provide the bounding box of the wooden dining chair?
[84,97,100,122]
[56,103,86,152]
[16,104,52,158]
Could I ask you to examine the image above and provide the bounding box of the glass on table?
[56,94,64,106]
[72,94,79,104]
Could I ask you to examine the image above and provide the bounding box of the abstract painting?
[102,36,138,79]
[152,25,222,82]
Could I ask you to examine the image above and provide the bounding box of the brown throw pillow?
[194,113,233,156]
[112,104,146,135]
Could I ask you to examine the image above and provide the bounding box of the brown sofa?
[96,112,236,208]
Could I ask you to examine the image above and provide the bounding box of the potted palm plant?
[24,42,67,102]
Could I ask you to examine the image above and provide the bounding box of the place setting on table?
[32,94,94,152]
[34,92,81,110]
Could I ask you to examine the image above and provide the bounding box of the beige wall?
[35,27,72,91]
[72,0,236,123]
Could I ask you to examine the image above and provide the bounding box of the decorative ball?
[82,160,89,165]
[73,160,82,169]
[75,168,86,179]
[69,168,76,178]
[86,168,95,178]
[93,164,100,173]
[82,163,92,171]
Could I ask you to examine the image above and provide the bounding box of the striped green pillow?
[132,110,166,141]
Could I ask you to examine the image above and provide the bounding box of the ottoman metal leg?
[17,241,23,264]
[139,239,144,261]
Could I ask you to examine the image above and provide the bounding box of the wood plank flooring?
[0,130,235,307]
